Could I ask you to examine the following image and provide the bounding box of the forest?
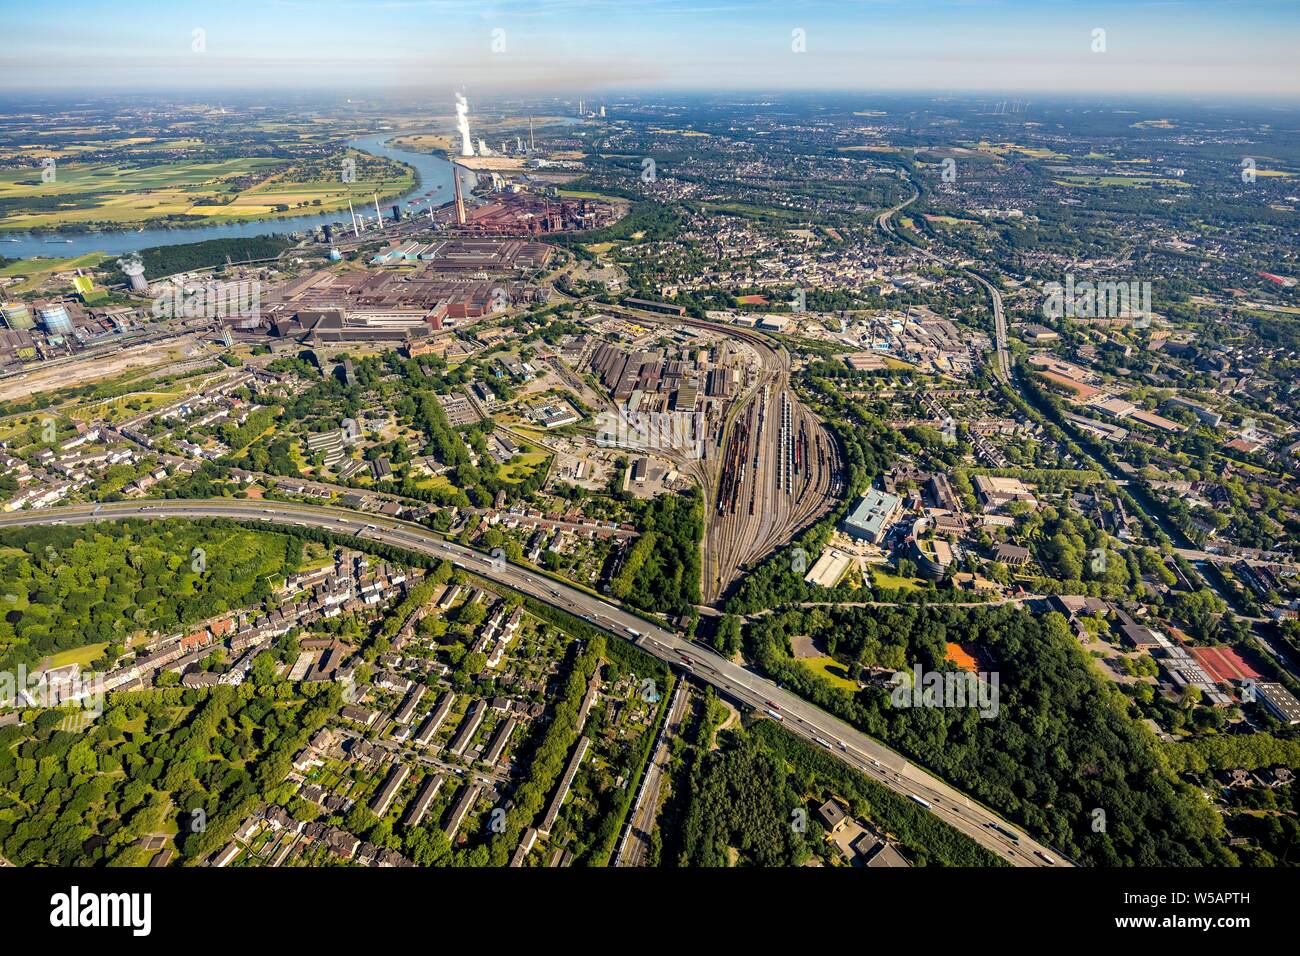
[610,489,703,617]
[743,603,1234,865]
[0,521,303,672]
[111,234,295,283]
[0,678,338,866]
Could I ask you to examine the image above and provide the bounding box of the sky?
[2,0,1299,98]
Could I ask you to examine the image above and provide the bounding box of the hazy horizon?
[3,0,1299,98]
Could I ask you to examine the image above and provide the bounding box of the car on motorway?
[764,700,779,710]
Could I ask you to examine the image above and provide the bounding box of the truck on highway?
[909,795,931,809]
[1035,851,1055,865]
[625,627,640,637]
[989,823,1021,846]
[765,709,784,722]
[813,736,832,749]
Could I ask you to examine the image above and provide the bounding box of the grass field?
[559,189,623,202]
[799,656,859,692]
[68,388,185,424]
[40,642,108,671]
[0,253,111,293]
[500,451,550,483]
[1055,174,1190,189]
[0,156,415,231]
[869,568,923,591]
[387,133,456,154]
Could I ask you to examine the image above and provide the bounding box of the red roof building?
[1190,645,1260,685]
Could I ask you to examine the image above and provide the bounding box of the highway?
[875,186,1011,384]
[0,497,1067,867]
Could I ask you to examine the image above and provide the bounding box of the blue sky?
[3,0,1298,96]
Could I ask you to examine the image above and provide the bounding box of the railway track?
[606,305,844,605]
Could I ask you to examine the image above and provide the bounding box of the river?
[0,133,468,260]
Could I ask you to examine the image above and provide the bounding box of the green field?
[799,655,859,692]
[40,642,108,671]
[0,155,416,231]
[500,451,550,484]
[0,253,110,293]
[1055,174,1191,189]
[869,568,923,591]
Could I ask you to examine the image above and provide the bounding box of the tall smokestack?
[373,193,383,229]
[455,92,474,157]
[452,163,466,226]
[349,200,359,236]
[529,116,534,152]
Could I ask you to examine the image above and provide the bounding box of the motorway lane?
[876,186,1010,384]
[0,498,1066,867]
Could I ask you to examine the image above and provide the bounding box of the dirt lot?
[0,336,199,404]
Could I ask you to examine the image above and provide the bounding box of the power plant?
[118,257,148,293]
[455,92,474,157]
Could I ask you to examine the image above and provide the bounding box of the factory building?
[842,488,903,544]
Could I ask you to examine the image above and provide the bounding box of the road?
[874,176,1282,670]
[875,186,1011,384]
[0,497,1066,867]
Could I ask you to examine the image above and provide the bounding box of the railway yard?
[609,306,844,604]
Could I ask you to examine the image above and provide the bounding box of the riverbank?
[0,133,462,261]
